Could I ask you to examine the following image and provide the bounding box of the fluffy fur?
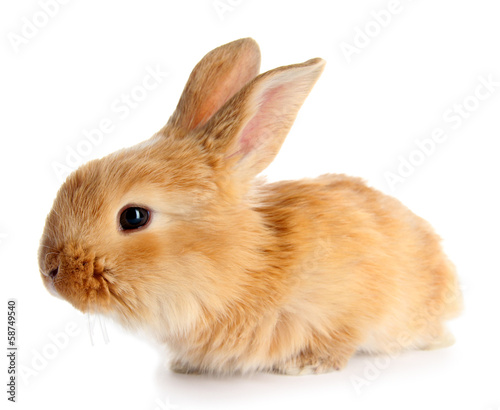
[39,38,462,375]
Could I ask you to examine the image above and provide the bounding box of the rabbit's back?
[257,173,462,356]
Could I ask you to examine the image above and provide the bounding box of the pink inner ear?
[193,60,260,130]
[238,84,285,155]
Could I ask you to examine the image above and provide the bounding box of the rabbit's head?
[38,38,325,335]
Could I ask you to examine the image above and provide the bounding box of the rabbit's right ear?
[198,57,325,189]
[165,38,261,134]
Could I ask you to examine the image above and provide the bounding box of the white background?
[1,1,499,409]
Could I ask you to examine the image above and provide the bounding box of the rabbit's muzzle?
[40,243,111,312]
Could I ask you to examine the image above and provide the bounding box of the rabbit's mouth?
[40,244,112,313]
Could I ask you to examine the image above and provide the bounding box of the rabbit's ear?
[165,38,261,133]
[201,58,326,183]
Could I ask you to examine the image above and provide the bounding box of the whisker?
[98,315,110,344]
[39,244,57,251]
[51,208,62,219]
[86,312,110,345]
[87,312,95,346]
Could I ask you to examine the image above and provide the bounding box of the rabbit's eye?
[119,207,150,231]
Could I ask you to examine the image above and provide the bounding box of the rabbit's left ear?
[165,38,261,134]
[199,58,326,183]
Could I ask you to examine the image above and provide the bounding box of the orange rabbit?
[39,38,462,375]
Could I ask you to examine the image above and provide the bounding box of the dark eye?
[119,207,150,231]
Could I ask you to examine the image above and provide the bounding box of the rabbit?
[38,38,462,375]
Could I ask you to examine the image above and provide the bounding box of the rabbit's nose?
[48,267,59,279]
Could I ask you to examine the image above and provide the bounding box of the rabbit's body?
[39,38,461,375]
[160,174,461,374]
